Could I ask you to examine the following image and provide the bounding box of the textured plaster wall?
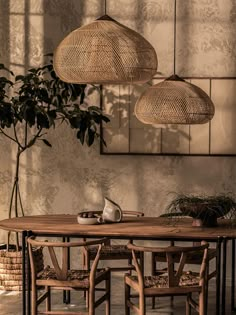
[0,0,236,246]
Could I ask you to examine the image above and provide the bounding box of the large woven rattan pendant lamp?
[53,1,157,84]
[134,0,215,125]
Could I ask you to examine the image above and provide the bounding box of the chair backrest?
[27,237,108,281]
[127,242,209,287]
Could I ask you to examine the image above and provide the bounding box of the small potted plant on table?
[165,194,236,227]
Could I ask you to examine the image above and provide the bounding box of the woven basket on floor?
[54,14,157,84]
[0,245,44,291]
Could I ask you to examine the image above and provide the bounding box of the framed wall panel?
[100,0,236,155]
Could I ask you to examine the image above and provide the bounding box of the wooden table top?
[0,215,235,240]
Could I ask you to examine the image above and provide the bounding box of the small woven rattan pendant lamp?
[53,1,157,84]
[134,0,215,125]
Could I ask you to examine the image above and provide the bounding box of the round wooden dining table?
[0,214,234,239]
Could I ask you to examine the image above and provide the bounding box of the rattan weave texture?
[134,77,215,124]
[54,15,157,84]
[0,247,43,291]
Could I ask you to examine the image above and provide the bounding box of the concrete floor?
[0,274,233,315]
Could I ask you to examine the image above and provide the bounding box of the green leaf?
[88,106,102,113]
[0,76,12,83]
[51,70,57,80]
[24,106,36,127]
[48,110,57,120]
[77,129,85,145]
[69,116,81,128]
[42,139,52,147]
[28,68,37,73]
[102,115,110,123]
[86,128,95,146]
[15,75,25,81]
[41,64,53,71]
[80,88,86,104]
[36,112,49,129]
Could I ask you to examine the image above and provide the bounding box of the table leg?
[27,231,33,315]
[22,230,27,315]
[67,236,71,304]
[231,238,235,312]
[62,237,71,304]
[216,237,222,315]
[221,237,227,315]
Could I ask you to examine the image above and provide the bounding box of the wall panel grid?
[100,78,236,156]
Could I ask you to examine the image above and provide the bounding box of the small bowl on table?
[77,211,101,225]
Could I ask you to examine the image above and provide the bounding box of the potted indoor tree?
[0,56,109,290]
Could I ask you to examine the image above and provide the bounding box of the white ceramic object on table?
[99,197,122,223]
[77,211,100,225]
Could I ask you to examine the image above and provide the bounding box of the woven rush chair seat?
[37,266,106,287]
[128,272,200,289]
[27,236,111,315]
[124,242,209,315]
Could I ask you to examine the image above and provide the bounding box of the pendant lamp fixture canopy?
[134,0,215,125]
[53,14,157,84]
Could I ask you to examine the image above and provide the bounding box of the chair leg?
[105,270,111,315]
[204,265,209,314]
[199,290,205,315]
[151,297,156,309]
[31,285,37,315]
[139,290,145,315]
[125,278,131,315]
[140,252,144,274]
[89,286,95,315]
[46,286,51,312]
[186,294,191,315]
[84,253,90,307]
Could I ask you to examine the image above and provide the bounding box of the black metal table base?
[231,238,236,312]
[221,237,227,315]
[216,237,222,315]
[22,230,27,315]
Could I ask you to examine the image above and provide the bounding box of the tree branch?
[24,127,43,151]
[24,121,28,147]
[13,123,24,149]
[0,127,18,144]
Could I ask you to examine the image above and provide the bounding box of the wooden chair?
[124,242,209,315]
[151,213,218,310]
[27,236,111,315]
[82,211,145,273]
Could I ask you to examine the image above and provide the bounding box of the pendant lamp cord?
[173,0,177,75]
[104,0,107,15]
